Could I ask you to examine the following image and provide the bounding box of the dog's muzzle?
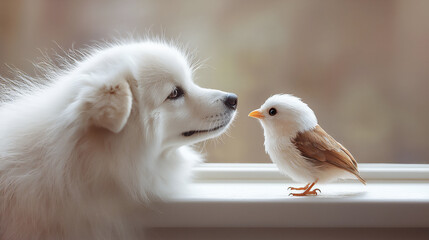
[182,92,237,137]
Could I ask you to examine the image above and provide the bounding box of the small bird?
[249,94,365,196]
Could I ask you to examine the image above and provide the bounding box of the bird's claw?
[287,185,309,191]
[288,188,321,197]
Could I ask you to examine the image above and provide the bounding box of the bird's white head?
[248,94,318,137]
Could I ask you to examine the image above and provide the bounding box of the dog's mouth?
[182,123,228,137]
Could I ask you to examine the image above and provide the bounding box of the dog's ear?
[86,78,133,133]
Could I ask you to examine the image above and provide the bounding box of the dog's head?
[134,43,237,147]
[89,42,237,149]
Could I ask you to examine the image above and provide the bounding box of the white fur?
[0,41,236,239]
[254,94,356,183]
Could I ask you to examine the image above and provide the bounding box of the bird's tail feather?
[354,172,366,185]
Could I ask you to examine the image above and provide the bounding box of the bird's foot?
[287,183,310,191]
[289,188,321,197]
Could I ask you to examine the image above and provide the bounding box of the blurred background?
[0,0,428,163]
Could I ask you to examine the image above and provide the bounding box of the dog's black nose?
[224,93,238,110]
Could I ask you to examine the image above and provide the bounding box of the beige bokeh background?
[1,0,428,163]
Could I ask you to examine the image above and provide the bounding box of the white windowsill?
[142,163,429,228]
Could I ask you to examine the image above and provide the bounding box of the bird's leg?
[287,183,310,191]
[289,180,321,197]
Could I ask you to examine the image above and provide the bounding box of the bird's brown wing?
[291,125,365,184]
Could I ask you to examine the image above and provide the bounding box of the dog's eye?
[167,87,184,100]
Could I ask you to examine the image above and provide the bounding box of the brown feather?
[292,125,366,184]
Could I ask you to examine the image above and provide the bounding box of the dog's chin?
[181,115,234,138]
[181,123,228,137]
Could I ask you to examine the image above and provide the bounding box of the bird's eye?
[269,108,277,116]
[167,87,184,100]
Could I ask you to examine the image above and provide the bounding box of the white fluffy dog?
[0,41,237,239]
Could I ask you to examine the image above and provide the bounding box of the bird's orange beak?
[248,110,265,119]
